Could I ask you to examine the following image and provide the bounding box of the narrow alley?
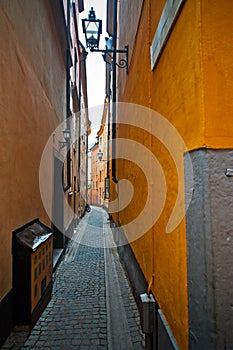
[2,207,145,350]
[1,1,233,349]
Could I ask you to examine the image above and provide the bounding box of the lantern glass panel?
[82,8,102,49]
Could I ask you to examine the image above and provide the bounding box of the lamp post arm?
[90,46,128,54]
[89,46,128,74]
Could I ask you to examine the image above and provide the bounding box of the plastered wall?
[115,0,233,349]
[0,1,64,300]
[201,0,233,147]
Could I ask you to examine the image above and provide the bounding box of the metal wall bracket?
[90,45,129,74]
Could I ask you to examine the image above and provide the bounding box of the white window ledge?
[150,0,186,70]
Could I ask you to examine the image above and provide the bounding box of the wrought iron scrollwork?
[91,45,129,74]
[116,59,127,70]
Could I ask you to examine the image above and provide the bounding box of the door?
[52,155,65,248]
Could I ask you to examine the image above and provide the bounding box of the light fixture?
[59,129,71,151]
[63,129,71,142]
[97,149,108,162]
[97,149,103,161]
[82,7,128,73]
[82,7,102,49]
[83,3,126,185]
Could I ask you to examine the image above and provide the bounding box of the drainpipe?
[106,62,111,179]
[65,49,72,191]
[86,130,88,206]
[140,1,156,348]
[78,41,88,215]
[111,0,118,184]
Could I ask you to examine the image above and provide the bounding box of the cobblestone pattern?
[23,212,107,349]
[112,250,145,350]
[1,207,145,350]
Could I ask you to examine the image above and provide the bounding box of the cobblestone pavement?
[2,206,145,350]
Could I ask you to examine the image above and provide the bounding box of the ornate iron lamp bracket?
[90,45,129,74]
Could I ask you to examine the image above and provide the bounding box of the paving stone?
[71,338,82,346]
[2,207,145,349]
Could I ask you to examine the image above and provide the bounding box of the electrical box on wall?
[140,293,156,334]
[12,219,53,329]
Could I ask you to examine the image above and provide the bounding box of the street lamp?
[82,7,128,73]
[83,4,125,186]
[97,149,109,162]
[59,128,71,151]
[82,7,102,49]
[63,129,71,142]
[97,149,104,161]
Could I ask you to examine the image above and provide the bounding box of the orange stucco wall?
[0,2,64,301]
[115,1,197,348]
[201,0,233,147]
[115,0,233,349]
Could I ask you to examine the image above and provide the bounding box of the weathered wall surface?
[0,0,66,121]
[185,149,233,349]
[0,1,64,301]
[115,0,233,349]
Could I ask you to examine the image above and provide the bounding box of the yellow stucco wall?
[115,0,233,349]
[201,0,233,147]
[150,1,204,151]
[0,3,63,300]
[115,1,198,349]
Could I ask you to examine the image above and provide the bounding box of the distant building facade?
[87,151,92,204]
[90,142,99,205]
[97,99,109,208]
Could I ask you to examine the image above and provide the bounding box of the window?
[34,267,37,281]
[34,284,38,298]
